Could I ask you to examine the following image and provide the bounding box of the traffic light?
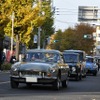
[54,40,59,43]
[83,34,92,39]
[84,35,88,39]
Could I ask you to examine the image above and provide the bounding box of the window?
[97,41,100,45]
[98,34,100,37]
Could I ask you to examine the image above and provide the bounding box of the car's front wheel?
[62,79,68,88]
[75,74,79,81]
[10,79,19,88]
[53,78,61,90]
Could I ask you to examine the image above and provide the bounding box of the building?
[94,25,100,56]
[78,6,98,22]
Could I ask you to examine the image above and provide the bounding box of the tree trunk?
[0,38,3,70]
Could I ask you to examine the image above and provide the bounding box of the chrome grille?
[19,70,46,76]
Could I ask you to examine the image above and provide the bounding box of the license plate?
[26,77,37,82]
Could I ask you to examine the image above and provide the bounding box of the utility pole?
[37,0,42,49]
[11,12,14,56]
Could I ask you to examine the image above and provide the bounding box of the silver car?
[10,49,69,90]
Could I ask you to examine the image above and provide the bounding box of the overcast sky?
[53,0,100,31]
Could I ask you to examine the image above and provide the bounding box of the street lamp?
[11,12,14,55]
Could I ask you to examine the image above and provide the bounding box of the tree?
[3,0,44,46]
[0,0,54,62]
[49,23,95,54]
[74,23,95,54]
[0,0,9,67]
[50,30,63,50]
[60,28,76,51]
[28,0,54,49]
[0,0,54,48]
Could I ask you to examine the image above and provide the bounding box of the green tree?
[60,28,76,51]
[50,23,95,54]
[0,0,54,61]
[50,30,63,50]
[74,23,95,54]
[29,0,54,49]
[0,0,54,48]
[3,0,45,46]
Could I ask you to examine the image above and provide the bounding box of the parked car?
[96,57,100,71]
[63,50,87,78]
[86,56,98,76]
[94,56,100,71]
[10,49,69,90]
[63,52,83,81]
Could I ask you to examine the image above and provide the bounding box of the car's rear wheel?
[10,79,19,88]
[93,72,97,76]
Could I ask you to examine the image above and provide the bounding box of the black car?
[63,50,87,78]
[63,52,83,80]
[10,49,69,90]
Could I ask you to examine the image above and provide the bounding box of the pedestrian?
[10,55,16,64]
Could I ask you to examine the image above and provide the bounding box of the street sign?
[34,35,37,43]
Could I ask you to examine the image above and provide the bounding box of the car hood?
[86,62,94,68]
[13,62,55,72]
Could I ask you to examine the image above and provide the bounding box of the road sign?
[34,35,37,43]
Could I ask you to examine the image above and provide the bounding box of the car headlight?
[10,65,19,76]
[93,65,97,68]
[72,67,76,72]
[47,67,56,77]
[11,67,18,71]
[50,67,56,73]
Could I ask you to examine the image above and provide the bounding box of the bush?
[1,62,12,70]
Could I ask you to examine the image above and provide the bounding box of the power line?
[53,7,100,16]
[54,7,78,15]
[55,19,78,24]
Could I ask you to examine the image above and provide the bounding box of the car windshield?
[63,54,78,63]
[86,57,94,63]
[24,52,60,63]
[74,52,84,61]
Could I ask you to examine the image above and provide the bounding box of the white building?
[94,25,100,56]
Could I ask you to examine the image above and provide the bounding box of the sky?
[53,0,100,31]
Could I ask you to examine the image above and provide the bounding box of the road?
[0,71,100,100]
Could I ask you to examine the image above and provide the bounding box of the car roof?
[86,56,94,59]
[63,52,79,55]
[64,49,84,53]
[94,56,100,59]
[26,49,61,54]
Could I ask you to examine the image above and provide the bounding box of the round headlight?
[72,67,76,72]
[13,67,18,71]
[50,68,56,73]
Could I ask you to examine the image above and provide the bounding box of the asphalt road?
[0,71,100,100]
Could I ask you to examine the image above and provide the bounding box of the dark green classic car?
[10,49,69,90]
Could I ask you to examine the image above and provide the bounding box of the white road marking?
[0,81,10,85]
